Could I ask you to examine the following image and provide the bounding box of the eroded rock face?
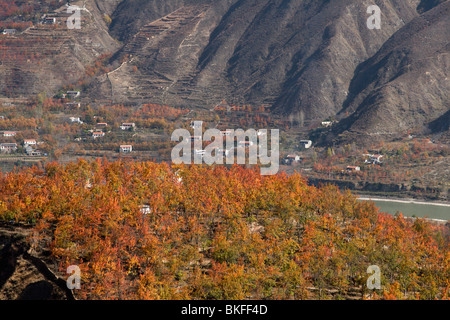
[0,242,21,289]
[0,224,70,300]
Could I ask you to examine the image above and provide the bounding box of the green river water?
[358,198,450,221]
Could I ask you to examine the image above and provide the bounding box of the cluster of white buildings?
[0,138,42,156]
[365,154,384,165]
[69,117,83,124]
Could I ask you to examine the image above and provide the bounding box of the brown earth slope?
[329,1,449,144]
[0,0,448,142]
[0,0,119,98]
[92,0,424,115]
[0,223,73,300]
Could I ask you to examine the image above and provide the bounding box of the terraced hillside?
[91,4,213,106]
[0,0,119,98]
[0,0,448,143]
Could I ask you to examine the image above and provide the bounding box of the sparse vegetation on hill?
[1,0,448,141]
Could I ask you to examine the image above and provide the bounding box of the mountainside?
[91,0,423,111]
[0,0,119,98]
[88,0,450,141]
[0,0,448,143]
[329,1,449,144]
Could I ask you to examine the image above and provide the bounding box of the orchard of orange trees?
[0,159,448,300]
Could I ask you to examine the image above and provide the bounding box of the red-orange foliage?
[0,160,448,300]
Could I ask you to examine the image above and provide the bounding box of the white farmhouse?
[23,139,37,146]
[120,145,133,153]
[3,131,16,137]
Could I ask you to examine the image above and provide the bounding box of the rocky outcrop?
[0,223,74,300]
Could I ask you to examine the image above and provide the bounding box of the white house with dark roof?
[346,166,361,172]
[66,91,80,99]
[42,17,56,25]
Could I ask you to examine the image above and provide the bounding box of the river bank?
[357,195,450,207]
[304,176,448,202]
[356,195,450,222]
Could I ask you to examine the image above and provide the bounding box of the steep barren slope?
[1,0,448,143]
[88,0,236,106]
[91,0,424,116]
[329,1,449,144]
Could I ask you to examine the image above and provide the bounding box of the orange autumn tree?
[0,159,448,300]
